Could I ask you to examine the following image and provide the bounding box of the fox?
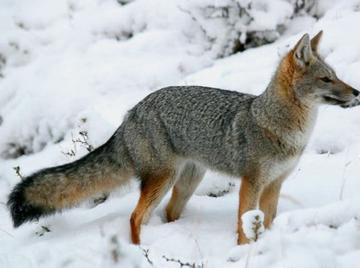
[7,31,360,245]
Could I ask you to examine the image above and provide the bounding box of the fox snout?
[351,88,360,97]
[321,79,359,107]
[338,80,359,102]
[340,85,360,108]
[340,79,359,97]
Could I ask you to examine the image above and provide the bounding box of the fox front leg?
[237,177,263,245]
[259,178,282,228]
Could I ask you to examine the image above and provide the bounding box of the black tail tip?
[7,182,53,228]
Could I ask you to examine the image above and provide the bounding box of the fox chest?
[258,125,314,182]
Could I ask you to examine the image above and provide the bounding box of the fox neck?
[252,56,318,148]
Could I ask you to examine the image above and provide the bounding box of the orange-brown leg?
[130,170,177,244]
[259,178,282,229]
[237,177,262,245]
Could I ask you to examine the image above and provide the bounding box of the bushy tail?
[7,136,133,227]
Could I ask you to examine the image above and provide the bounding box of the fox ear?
[311,30,323,52]
[293,33,313,67]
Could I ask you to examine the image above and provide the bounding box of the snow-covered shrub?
[292,0,318,16]
[180,0,293,57]
[179,0,320,57]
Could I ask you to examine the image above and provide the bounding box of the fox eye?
[320,77,332,83]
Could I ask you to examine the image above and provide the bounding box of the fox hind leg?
[165,162,205,222]
[130,169,177,244]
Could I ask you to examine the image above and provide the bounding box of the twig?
[162,255,203,268]
[252,215,262,242]
[73,131,94,152]
[62,128,94,158]
[62,148,76,157]
[13,166,24,180]
[35,225,51,237]
[140,247,154,266]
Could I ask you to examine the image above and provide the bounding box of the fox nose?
[352,89,360,97]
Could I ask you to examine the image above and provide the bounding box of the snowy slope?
[1,0,360,267]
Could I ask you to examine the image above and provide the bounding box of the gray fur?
[120,85,303,182]
[8,32,360,241]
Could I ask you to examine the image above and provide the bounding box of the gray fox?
[8,31,359,244]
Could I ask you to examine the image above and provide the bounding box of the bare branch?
[35,225,51,237]
[162,255,204,268]
[140,247,154,266]
[13,166,24,180]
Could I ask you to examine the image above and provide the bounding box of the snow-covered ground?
[1,0,360,267]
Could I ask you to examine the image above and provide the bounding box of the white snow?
[1,0,360,267]
[241,210,265,242]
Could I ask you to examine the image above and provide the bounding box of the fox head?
[279,31,359,107]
